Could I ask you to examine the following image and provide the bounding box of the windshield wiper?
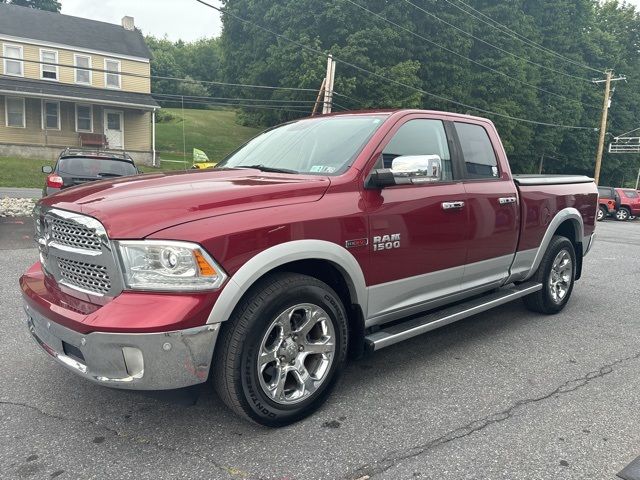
[236,164,298,174]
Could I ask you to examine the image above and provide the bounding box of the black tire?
[597,206,607,221]
[213,272,349,427]
[523,235,576,315]
[616,207,631,221]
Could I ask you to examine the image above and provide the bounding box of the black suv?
[42,149,140,196]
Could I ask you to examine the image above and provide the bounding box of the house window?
[42,101,60,130]
[5,97,25,128]
[3,44,23,77]
[75,104,93,132]
[41,50,58,80]
[104,59,121,89]
[74,54,91,84]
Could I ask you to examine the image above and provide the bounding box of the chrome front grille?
[50,217,102,251]
[36,208,122,301]
[57,258,111,295]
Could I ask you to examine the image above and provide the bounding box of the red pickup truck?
[21,110,598,426]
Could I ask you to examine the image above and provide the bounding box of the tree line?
[146,0,640,185]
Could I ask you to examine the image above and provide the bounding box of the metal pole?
[181,95,187,169]
[594,70,612,186]
[151,108,157,167]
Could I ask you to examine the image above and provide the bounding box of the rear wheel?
[616,207,631,221]
[597,206,607,221]
[213,273,348,427]
[523,236,576,314]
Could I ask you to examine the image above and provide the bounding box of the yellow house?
[0,4,159,164]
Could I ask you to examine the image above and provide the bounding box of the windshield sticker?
[310,165,336,173]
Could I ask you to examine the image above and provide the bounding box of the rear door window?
[455,122,499,179]
[623,190,638,198]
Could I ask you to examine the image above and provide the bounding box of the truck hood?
[40,168,331,238]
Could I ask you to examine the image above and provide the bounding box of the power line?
[442,0,603,74]
[153,92,319,104]
[195,0,596,130]
[345,0,600,110]
[155,98,315,114]
[401,0,593,83]
[0,55,348,97]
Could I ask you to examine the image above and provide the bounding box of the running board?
[365,282,542,351]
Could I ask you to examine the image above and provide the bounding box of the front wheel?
[616,207,631,221]
[523,236,576,314]
[213,273,348,427]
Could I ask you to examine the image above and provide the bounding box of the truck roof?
[318,108,496,125]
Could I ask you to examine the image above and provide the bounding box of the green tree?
[0,0,61,12]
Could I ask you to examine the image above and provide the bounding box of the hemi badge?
[345,238,369,249]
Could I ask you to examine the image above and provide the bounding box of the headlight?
[33,203,42,238]
[116,240,227,291]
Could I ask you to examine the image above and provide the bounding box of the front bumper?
[25,302,219,390]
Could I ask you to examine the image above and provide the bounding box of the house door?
[104,109,124,149]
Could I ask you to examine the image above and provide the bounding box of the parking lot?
[1,218,639,480]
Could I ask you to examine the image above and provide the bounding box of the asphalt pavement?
[1,219,639,480]
[0,188,42,199]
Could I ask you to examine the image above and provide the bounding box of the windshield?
[216,115,386,175]
[57,157,138,178]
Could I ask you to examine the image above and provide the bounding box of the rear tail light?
[46,174,63,189]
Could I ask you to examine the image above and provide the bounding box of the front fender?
[206,239,368,324]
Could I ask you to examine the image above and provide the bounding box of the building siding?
[0,95,151,151]
[1,40,151,93]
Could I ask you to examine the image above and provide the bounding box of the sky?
[61,0,640,43]
[61,0,224,42]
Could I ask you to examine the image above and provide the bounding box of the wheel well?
[554,219,583,280]
[270,259,366,358]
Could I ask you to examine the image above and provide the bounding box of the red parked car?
[596,186,619,221]
[21,110,598,426]
[614,188,640,221]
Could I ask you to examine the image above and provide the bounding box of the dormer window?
[40,49,58,81]
[74,54,91,85]
[3,44,23,77]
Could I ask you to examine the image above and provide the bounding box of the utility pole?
[311,78,326,116]
[636,163,640,190]
[538,154,544,174]
[322,54,336,114]
[593,70,626,185]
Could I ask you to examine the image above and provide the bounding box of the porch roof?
[0,76,159,110]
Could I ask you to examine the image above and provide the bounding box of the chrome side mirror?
[391,155,442,183]
[366,154,443,188]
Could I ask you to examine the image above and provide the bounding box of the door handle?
[442,201,465,210]
[498,197,517,205]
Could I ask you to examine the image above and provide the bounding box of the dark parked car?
[42,149,139,196]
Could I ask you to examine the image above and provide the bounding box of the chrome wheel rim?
[257,303,336,405]
[616,209,629,220]
[549,250,572,304]
[597,208,604,221]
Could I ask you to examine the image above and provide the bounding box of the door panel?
[104,110,123,149]
[363,117,469,321]
[455,121,519,288]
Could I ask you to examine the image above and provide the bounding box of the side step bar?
[364,282,542,351]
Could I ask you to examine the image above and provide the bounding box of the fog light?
[122,347,144,378]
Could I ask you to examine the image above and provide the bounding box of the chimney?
[121,16,135,31]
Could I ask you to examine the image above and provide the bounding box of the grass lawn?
[0,108,262,188]
[0,156,55,188]
[155,108,260,163]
